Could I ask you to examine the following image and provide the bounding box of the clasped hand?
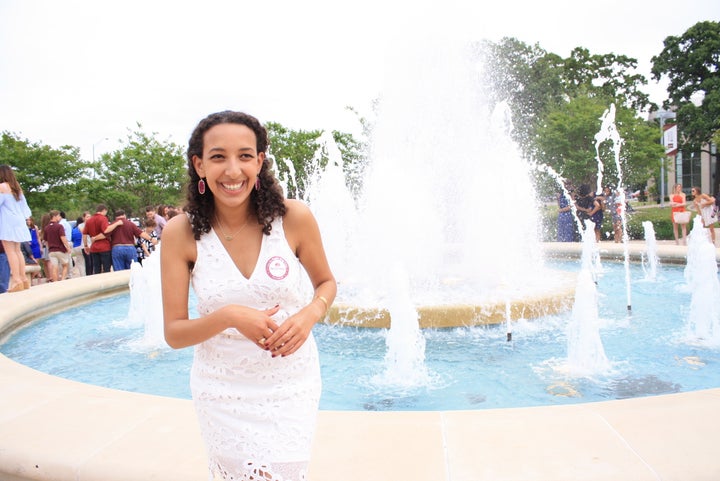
[229,304,313,358]
[264,307,315,358]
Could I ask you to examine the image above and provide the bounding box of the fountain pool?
[2,259,719,411]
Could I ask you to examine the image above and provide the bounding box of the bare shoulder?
[282,199,319,250]
[164,213,193,238]
[283,198,314,224]
[162,214,196,259]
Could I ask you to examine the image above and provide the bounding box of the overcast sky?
[0,0,718,161]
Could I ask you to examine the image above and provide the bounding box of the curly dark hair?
[185,111,286,239]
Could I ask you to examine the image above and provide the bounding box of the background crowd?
[0,165,181,294]
[556,183,718,245]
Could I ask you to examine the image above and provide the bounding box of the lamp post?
[657,110,676,207]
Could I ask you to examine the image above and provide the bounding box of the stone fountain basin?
[327,271,576,328]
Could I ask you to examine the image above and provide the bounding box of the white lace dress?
[700,204,718,226]
[190,217,321,481]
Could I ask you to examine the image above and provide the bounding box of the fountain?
[594,104,632,310]
[126,245,166,348]
[270,39,578,386]
[683,216,720,345]
[565,221,610,376]
[290,40,571,327]
[274,63,652,390]
[642,220,660,281]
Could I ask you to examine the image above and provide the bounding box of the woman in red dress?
[670,183,689,245]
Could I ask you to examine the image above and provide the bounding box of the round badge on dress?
[265,256,289,280]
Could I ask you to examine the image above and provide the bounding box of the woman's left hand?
[264,309,315,357]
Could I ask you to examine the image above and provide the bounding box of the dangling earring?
[255,177,261,191]
[198,178,206,195]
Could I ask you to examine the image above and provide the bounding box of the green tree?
[266,122,320,199]
[535,96,663,193]
[651,20,720,191]
[475,38,565,154]
[562,47,651,111]
[94,124,186,216]
[328,128,366,200]
[0,131,89,216]
[477,38,652,161]
[266,120,366,200]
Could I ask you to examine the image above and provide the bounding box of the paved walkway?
[0,242,718,480]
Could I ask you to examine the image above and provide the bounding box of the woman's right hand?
[219,304,281,348]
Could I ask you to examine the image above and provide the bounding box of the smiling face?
[192,123,264,209]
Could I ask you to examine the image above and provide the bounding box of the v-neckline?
[211,227,264,281]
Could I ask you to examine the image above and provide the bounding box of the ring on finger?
[258,337,267,344]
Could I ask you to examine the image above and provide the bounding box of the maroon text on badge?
[265,256,290,280]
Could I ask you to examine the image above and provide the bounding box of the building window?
[676,150,702,192]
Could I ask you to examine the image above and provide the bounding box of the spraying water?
[125,247,165,349]
[538,106,629,376]
[534,163,585,236]
[594,105,631,310]
[273,152,298,200]
[642,221,660,281]
[566,220,611,376]
[296,38,551,388]
[371,263,430,388]
[302,131,361,283]
[683,216,720,345]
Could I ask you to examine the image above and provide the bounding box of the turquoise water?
[2,261,719,411]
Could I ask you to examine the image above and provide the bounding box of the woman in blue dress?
[0,165,32,292]
[27,217,42,259]
[557,190,575,242]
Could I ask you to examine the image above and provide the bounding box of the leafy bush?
[624,205,674,240]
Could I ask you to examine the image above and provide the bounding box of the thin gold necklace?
[215,214,250,241]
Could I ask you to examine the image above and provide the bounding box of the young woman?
[556,189,575,242]
[26,217,42,284]
[590,188,606,242]
[0,164,32,292]
[39,213,57,282]
[161,111,336,480]
[691,186,717,244]
[575,184,601,240]
[26,217,42,260]
[670,183,689,245]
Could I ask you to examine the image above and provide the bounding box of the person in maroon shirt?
[83,204,118,274]
[42,210,72,281]
[105,209,157,270]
